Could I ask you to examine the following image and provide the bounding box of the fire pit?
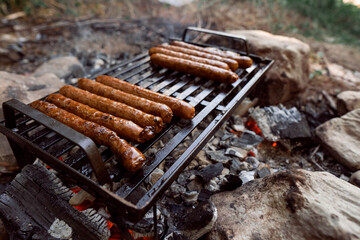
[0,27,273,239]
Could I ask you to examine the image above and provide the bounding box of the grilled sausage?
[158,44,239,71]
[46,93,154,143]
[150,53,239,84]
[171,41,253,68]
[149,47,230,70]
[96,75,195,119]
[30,100,146,172]
[59,85,163,133]
[77,78,173,123]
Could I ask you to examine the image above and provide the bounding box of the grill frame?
[0,27,274,224]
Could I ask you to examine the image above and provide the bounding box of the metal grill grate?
[0,27,273,224]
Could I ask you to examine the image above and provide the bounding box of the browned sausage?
[171,41,253,68]
[96,75,195,119]
[158,44,239,71]
[149,47,230,70]
[46,93,155,143]
[30,100,145,172]
[77,78,173,123]
[150,53,239,84]
[59,85,163,133]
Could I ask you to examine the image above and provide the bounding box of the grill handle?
[182,26,249,55]
[2,99,111,185]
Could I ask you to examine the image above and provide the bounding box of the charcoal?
[197,163,224,183]
[220,174,243,191]
[230,130,263,149]
[250,105,311,141]
[206,150,231,164]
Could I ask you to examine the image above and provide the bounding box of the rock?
[0,71,64,167]
[32,56,85,81]
[148,168,164,186]
[228,30,310,105]
[337,91,360,115]
[244,156,260,170]
[249,105,311,141]
[207,169,360,240]
[187,179,203,192]
[181,191,199,205]
[350,170,360,188]
[197,163,224,183]
[224,147,247,159]
[206,151,231,164]
[238,170,255,184]
[254,164,272,178]
[230,159,249,174]
[316,109,360,171]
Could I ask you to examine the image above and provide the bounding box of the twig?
[309,145,326,171]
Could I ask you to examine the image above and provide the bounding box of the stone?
[244,156,260,170]
[350,170,360,188]
[32,56,85,81]
[187,179,203,192]
[206,151,231,164]
[238,170,255,184]
[181,191,199,205]
[0,71,64,167]
[228,30,310,105]
[230,159,249,174]
[197,163,224,183]
[254,164,272,178]
[148,168,164,186]
[225,147,247,159]
[316,108,360,171]
[249,105,311,141]
[337,90,360,115]
[207,169,360,240]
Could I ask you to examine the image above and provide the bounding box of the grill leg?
[7,138,36,168]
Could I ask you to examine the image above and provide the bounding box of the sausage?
[158,44,239,71]
[171,41,253,68]
[30,100,146,172]
[59,85,163,133]
[77,78,173,123]
[46,93,155,143]
[95,75,195,119]
[148,47,230,70]
[150,53,239,84]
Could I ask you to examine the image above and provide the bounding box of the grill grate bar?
[119,63,152,81]
[112,57,150,78]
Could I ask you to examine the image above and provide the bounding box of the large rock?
[0,71,64,166]
[316,109,360,171]
[227,30,310,105]
[32,56,85,81]
[206,169,360,240]
[337,91,360,115]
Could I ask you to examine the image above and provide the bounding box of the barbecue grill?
[0,27,273,239]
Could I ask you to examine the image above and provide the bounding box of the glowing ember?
[272,142,277,147]
[246,119,262,136]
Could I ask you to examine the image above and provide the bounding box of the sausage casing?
[59,85,163,133]
[77,78,173,123]
[46,93,154,143]
[30,100,146,172]
[158,44,239,71]
[150,53,239,84]
[96,75,195,119]
[171,41,253,68]
[149,47,230,70]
